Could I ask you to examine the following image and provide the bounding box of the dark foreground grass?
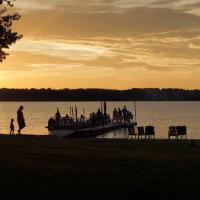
[0,135,199,198]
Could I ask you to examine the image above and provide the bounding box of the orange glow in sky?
[1,0,200,89]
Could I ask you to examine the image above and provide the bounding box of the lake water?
[0,102,199,139]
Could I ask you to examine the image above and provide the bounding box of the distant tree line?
[0,88,199,101]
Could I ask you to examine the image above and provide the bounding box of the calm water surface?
[0,101,199,139]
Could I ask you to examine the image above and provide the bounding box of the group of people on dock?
[89,108,111,125]
[48,107,87,128]
[9,106,26,135]
[48,106,111,128]
[113,106,134,124]
[48,105,134,128]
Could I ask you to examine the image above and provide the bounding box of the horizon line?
[0,87,199,91]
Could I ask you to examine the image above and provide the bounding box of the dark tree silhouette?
[0,0,22,62]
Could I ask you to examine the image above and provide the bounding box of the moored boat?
[46,102,137,138]
[47,103,112,137]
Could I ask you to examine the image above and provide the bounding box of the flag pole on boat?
[72,107,74,121]
[133,91,138,136]
[75,105,78,123]
[134,100,137,124]
[103,101,107,134]
[101,101,103,113]
[104,101,107,115]
[83,108,85,119]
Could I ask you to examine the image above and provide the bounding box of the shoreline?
[0,133,199,144]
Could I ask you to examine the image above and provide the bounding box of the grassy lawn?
[0,136,199,198]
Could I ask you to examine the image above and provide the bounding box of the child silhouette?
[10,119,15,135]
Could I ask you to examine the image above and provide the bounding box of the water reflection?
[97,128,130,139]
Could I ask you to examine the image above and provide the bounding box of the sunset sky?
[1,0,200,89]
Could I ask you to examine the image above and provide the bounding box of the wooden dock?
[49,123,136,138]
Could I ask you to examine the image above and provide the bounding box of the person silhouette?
[55,108,61,124]
[9,118,15,135]
[17,106,26,135]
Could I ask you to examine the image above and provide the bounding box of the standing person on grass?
[17,106,26,135]
[9,119,15,135]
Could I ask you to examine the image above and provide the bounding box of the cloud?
[189,43,200,49]
[15,6,200,39]
[2,0,200,89]
[151,0,183,6]
[151,0,200,16]
[10,39,110,61]
[15,0,56,10]
[14,0,200,15]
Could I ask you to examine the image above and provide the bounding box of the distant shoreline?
[0,100,200,101]
[0,88,199,101]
